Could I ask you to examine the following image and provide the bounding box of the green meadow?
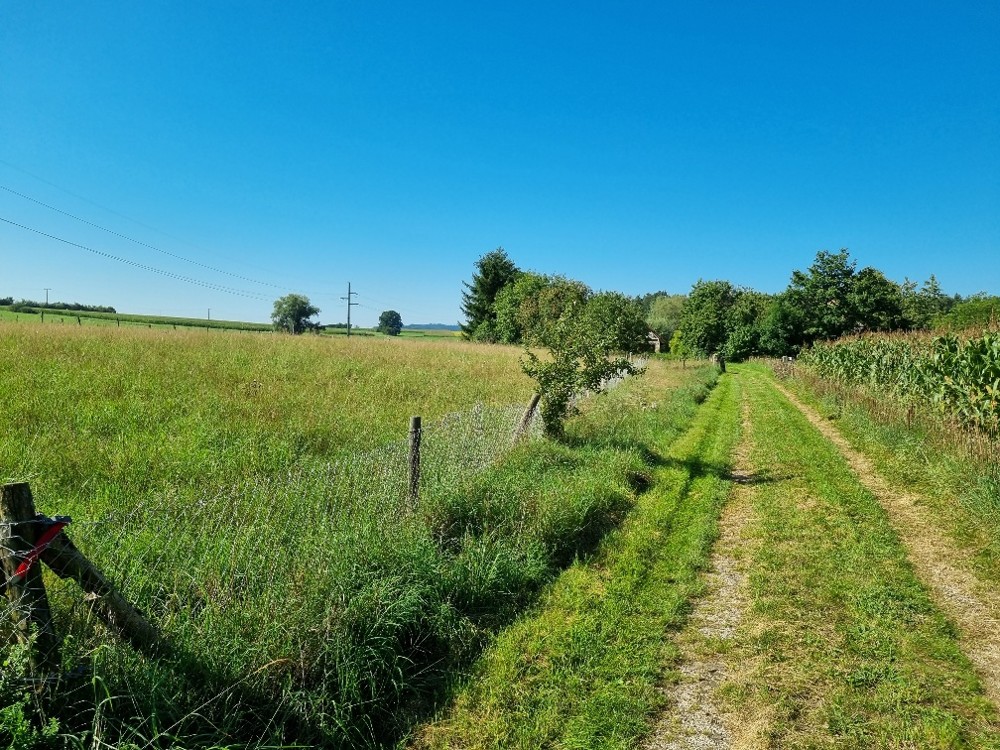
[0,322,716,748]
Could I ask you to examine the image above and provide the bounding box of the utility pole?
[341,282,359,337]
[44,288,51,305]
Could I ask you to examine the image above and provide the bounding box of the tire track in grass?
[643,388,753,750]
[724,366,1000,748]
[771,375,1000,709]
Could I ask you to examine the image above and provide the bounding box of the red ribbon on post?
[2,519,70,592]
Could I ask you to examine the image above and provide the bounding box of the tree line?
[672,250,996,360]
[459,247,998,365]
[1,297,117,314]
[460,249,649,355]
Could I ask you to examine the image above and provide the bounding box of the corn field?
[799,331,1000,438]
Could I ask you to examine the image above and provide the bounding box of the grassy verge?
[780,365,1000,594]
[725,365,999,747]
[411,367,738,749]
[0,322,720,747]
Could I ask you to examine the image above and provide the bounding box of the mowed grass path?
[722,366,1000,748]
[413,365,1000,749]
[412,365,741,748]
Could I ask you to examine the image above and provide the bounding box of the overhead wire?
[0,158,305,279]
[0,184,284,290]
[0,215,273,301]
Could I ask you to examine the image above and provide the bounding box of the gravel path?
[643,396,753,750]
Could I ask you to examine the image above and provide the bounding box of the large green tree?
[271,293,320,334]
[582,291,649,354]
[678,280,740,357]
[460,248,520,341]
[784,249,858,343]
[902,274,953,329]
[377,310,403,336]
[850,267,906,332]
[493,272,551,344]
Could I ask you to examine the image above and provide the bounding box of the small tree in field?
[521,302,643,439]
[377,310,403,336]
[271,294,320,334]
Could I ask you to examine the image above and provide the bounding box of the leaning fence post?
[513,393,541,443]
[40,531,168,658]
[408,416,422,504]
[0,482,62,676]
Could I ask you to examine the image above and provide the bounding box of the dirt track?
[772,379,1000,709]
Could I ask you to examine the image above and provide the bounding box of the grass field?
[7,321,1000,749]
[0,322,715,748]
[0,305,461,339]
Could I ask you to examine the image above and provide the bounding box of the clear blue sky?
[2,2,997,326]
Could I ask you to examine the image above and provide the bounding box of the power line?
[0,158,303,283]
[0,184,284,290]
[0,215,273,301]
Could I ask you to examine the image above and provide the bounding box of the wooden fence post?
[40,533,168,658]
[0,483,62,676]
[408,416,422,504]
[514,393,541,442]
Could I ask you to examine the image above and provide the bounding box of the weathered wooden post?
[408,416,422,504]
[40,532,168,657]
[0,483,62,676]
[514,393,541,442]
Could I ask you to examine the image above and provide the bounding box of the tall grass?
[1,323,715,747]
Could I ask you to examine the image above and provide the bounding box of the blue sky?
[2,2,997,326]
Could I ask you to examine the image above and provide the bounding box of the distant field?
[0,305,462,339]
[0,305,272,331]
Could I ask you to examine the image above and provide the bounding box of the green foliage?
[668,329,689,358]
[673,250,946,361]
[581,291,649,355]
[377,309,403,336]
[850,267,906,332]
[902,275,954,329]
[921,333,1000,435]
[270,293,320,334]
[934,295,1000,331]
[460,248,520,340]
[521,302,643,439]
[645,293,686,340]
[508,275,589,346]
[493,272,551,344]
[678,279,739,357]
[1,643,60,749]
[784,249,858,342]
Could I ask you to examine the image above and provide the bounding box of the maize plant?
[799,332,1000,438]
